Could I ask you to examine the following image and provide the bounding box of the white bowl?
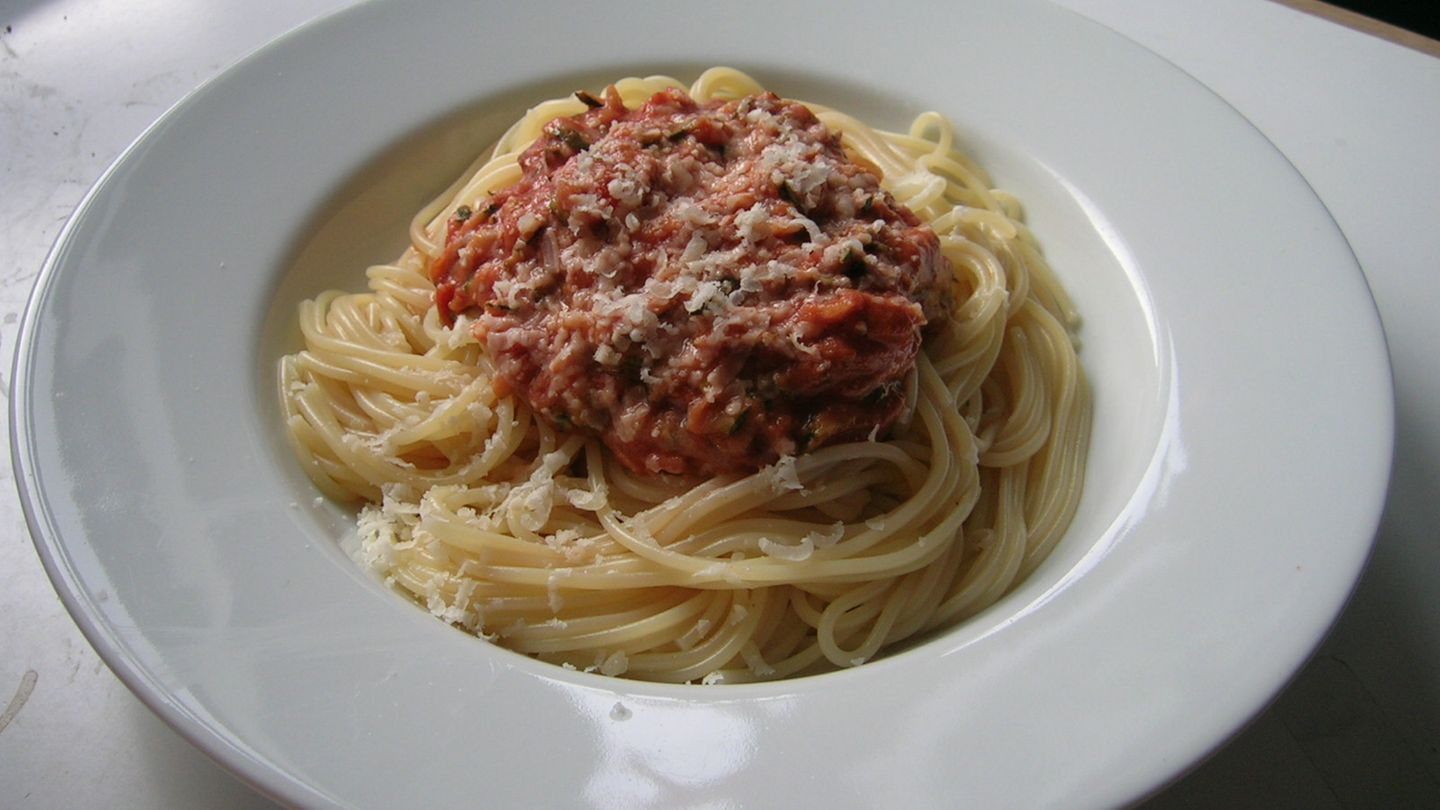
[11,1,1391,806]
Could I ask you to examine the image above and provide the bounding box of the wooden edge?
[1269,0,1440,58]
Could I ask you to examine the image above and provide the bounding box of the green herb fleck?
[727,409,750,436]
[619,354,645,384]
[864,382,900,406]
[549,125,590,152]
[842,249,867,282]
[777,181,800,207]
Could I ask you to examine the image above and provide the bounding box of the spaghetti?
[279,67,1089,683]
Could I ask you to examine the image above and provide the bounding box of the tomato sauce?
[431,87,952,476]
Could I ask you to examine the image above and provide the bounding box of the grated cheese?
[766,455,804,493]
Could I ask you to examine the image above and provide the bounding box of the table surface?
[3,1,1437,807]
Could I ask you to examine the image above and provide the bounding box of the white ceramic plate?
[11,1,1392,807]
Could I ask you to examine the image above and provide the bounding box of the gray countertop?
[2,1,1436,806]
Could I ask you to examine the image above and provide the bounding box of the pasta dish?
[279,67,1089,683]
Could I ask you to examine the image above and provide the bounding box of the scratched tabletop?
[2,1,1437,806]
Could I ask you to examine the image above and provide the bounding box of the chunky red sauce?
[431,87,952,476]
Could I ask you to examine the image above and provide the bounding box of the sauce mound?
[431,87,953,476]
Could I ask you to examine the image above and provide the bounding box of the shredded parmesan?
[766,455,804,493]
[728,604,749,626]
